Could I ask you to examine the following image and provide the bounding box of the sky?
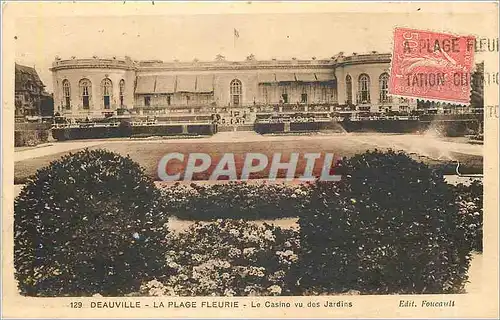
[12,3,495,93]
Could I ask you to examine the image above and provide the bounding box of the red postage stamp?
[389,27,476,104]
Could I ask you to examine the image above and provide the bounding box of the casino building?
[50,52,417,120]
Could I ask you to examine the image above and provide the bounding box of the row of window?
[261,84,336,104]
[232,79,337,106]
[141,79,242,107]
[345,73,390,104]
[230,75,389,106]
[62,78,126,110]
[143,94,216,107]
[61,75,392,110]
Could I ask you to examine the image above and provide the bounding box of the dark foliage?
[14,149,170,296]
[297,149,472,295]
[160,182,309,220]
[118,120,133,137]
[453,181,483,252]
[14,129,50,147]
[470,62,484,111]
[52,124,216,141]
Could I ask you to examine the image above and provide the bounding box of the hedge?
[454,181,483,252]
[297,150,473,295]
[15,129,50,147]
[14,149,170,296]
[160,182,310,220]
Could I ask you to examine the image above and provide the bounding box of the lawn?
[14,134,483,184]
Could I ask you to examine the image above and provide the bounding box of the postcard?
[2,1,499,319]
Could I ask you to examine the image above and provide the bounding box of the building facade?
[50,53,418,119]
[15,63,52,118]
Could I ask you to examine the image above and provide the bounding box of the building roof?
[155,75,176,94]
[15,63,45,91]
[50,52,393,73]
[136,76,156,94]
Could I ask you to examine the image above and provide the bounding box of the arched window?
[379,73,389,103]
[230,79,242,106]
[358,74,370,103]
[62,79,71,110]
[79,78,92,109]
[101,78,113,109]
[345,75,352,104]
[119,79,125,107]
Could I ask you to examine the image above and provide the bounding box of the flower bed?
[140,220,300,296]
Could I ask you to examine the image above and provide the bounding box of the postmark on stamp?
[389,27,476,104]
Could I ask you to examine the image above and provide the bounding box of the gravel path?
[14,141,107,162]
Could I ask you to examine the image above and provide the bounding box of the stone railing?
[51,58,135,71]
[337,53,391,66]
[378,96,393,104]
[356,93,371,104]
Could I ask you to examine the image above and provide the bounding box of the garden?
[14,148,483,297]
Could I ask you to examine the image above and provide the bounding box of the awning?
[176,75,197,92]
[295,73,317,82]
[315,73,336,82]
[155,75,176,94]
[258,73,276,84]
[196,75,214,93]
[135,76,156,94]
[275,73,296,82]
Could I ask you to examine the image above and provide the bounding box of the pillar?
[336,69,346,105]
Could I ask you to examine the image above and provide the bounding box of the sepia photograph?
[2,1,499,319]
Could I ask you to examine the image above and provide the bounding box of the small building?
[15,63,52,119]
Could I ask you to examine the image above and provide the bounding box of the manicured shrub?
[14,149,170,296]
[297,149,472,295]
[160,182,309,220]
[118,120,133,137]
[14,129,49,147]
[454,181,483,252]
[140,219,300,296]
